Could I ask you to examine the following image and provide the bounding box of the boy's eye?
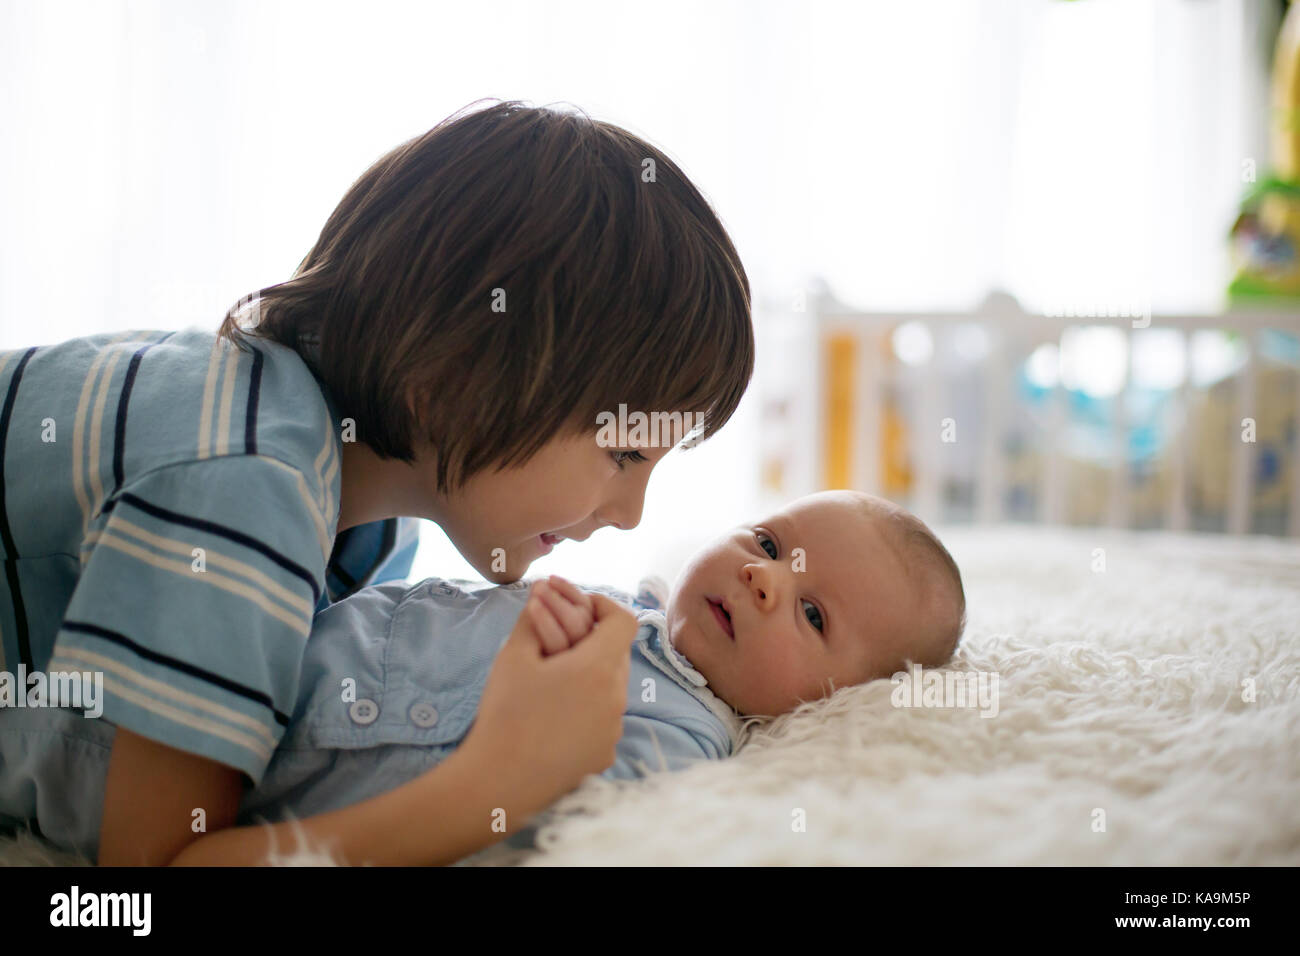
[802,599,825,633]
[755,530,778,559]
[611,450,648,470]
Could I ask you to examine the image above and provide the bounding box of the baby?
[0,489,965,862]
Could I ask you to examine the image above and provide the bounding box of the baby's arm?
[602,716,722,781]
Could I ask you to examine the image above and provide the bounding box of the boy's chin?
[470,548,528,584]
[481,567,523,585]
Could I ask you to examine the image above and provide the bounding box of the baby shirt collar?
[634,607,744,750]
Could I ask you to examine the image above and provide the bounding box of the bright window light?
[1061,326,1127,399]
[892,321,934,366]
[1025,343,1060,389]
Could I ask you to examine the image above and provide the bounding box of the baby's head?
[665,490,965,717]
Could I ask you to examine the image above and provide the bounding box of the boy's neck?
[337,440,444,532]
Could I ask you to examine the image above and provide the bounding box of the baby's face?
[666,490,921,717]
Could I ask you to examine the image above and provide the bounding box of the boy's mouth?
[707,596,734,639]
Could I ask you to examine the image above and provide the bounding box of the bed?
[5,520,1293,867]
[455,523,1299,866]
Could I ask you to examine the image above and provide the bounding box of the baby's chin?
[664,613,750,713]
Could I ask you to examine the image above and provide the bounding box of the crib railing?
[755,292,1300,537]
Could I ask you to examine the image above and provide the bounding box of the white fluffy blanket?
[5,524,1298,866]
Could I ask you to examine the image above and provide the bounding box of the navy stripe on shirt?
[107,491,322,605]
[244,346,264,455]
[61,620,292,726]
[112,332,176,494]
[0,347,39,669]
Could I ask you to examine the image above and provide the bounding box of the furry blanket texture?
[4,523,1298,866]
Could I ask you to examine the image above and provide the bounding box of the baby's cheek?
[752,642,811,701]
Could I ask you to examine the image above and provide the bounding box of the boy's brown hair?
[219,99,753,494]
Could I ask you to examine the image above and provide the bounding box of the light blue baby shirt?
[0,576,743,862]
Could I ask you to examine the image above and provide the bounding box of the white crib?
[755,290,1300,538]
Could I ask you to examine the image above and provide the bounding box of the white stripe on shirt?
[103,516,313,617]
[197,334,224,460]
[214,344,239,457]
[96,530,311,636]
[50,645,278,752]
[48,656,273,766]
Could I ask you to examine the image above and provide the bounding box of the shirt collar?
[635,608,744,749]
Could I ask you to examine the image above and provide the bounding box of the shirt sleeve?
[47,454,332,785]
[601,714,721,782]
[484,717,719,855]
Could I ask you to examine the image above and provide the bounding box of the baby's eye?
[611,450,648,470]
[802,599,825,633]
[755,530,778,559]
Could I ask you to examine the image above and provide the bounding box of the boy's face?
[430,423,683,584]
[666,490,922,717]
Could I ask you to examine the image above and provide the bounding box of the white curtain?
[0,0,1277,589]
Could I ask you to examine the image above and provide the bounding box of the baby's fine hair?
[866,496,967,669]
[219,99,753,494]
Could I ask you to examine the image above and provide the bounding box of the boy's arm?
[100,728,549,867]
[170,741,540,866]
[108,584,637,866]
[98,729,245,866]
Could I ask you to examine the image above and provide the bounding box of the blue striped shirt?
[0,327,379,783]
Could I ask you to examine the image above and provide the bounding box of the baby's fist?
[526,575,596,655]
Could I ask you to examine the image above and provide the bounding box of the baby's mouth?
[707,597,734,639]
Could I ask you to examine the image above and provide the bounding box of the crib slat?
[1227,330,1256,535]
[853,326,883,495]
[1165,328,1191,532]
[1109,329,1132,528]
[915,323,942,523]
[1041,342,1066,526]
[978,329,1006,524]
[1291,359,1300,538]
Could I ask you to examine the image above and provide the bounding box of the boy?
[0,99,753,865]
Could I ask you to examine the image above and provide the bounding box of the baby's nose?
[744,567,774,605]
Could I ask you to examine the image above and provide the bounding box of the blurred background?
[2,0,1297,593]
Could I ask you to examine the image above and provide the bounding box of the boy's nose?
[600,486,648,532]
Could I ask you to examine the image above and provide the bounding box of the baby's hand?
[524,574,596,655]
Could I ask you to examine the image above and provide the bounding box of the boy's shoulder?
[14,326,341,481]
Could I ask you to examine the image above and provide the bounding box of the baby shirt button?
[348,698,379,726]
[409,702,439,728]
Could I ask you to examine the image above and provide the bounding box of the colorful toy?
[1229,1,1300,300]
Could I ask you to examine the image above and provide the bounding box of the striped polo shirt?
[0,327,350,783]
